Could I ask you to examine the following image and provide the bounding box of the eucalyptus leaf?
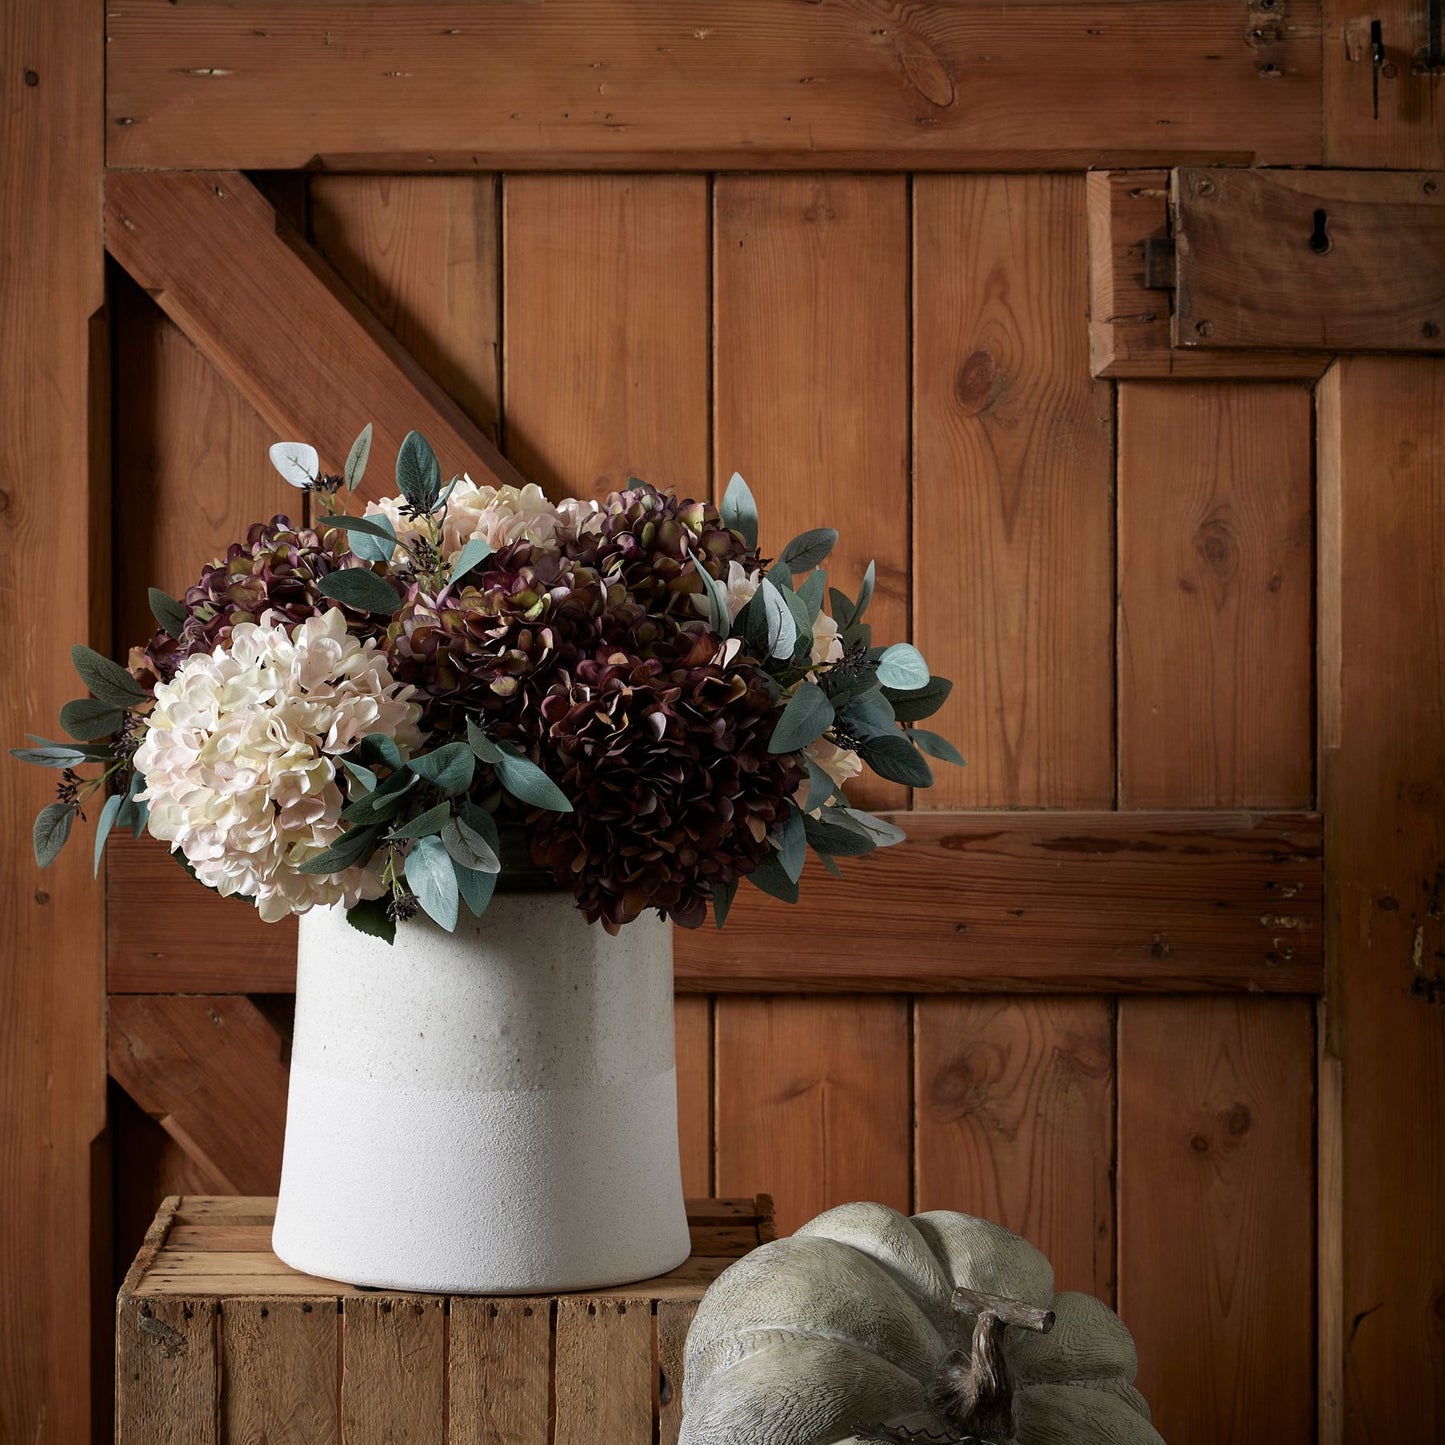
[59,697,124,742]
[396,430,443,514]
[408,742,475,797]
[346,896,396,944]
[465,717,502,764]
[855,559,876,619]
[836,686,896,740]
[459,801,501,853]
[405,834,459,931]
[451,535,494,583]
[11,743,90,769]
[71,644,148,707]
[341,758,378,795]
[876,642,930,691]
[455,860,498,918]
[802,756,842,813]
[325,513,398,564]
[781,527,839,572]
[148,588,189,639]
[838,808,909,848]
[759,578,798,661]
[269,440,319,489]
[860,732,934,788]
[802,812,876,858]
[494,745,572,813]
[781,586,815,660]
[910,729,966,766]
[712,879,737,930]
[295,824,381,875]
[796,568,827,618]
[340,769,417,824]
[818,851,844,879]
[882,675,954,723]
[33,802,75,868]
[358,733,404,770]
[829,586,858,629]
[388,802,453,840]
[92,793,122,877]
[769,680,834,754]
[721,472,759,550]
[745,851,800,904]
[777,806,806,884]
[695,561,731,638]
[441,816,502,874]
[317,567,402,616]
[345,422,374,491]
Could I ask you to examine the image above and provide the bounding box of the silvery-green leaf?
[60,697,124,742]
[148,588,188,639]
[781,585,814,658]
[721,471,759,550]
[325,513,398,564]
[781,527,839,572]
[359,733,404,770]
[494,745,572,813]
[341,758,377,795]
[93,793,122,877]
[340,768,416,823]
[345,422,373,491]
[270,441,319,489]
[451,535,494,583]
[459,801,501,852]
[759,577,798,661]
[882,675,954,722]
[442,816,501,874]
[829,586,857,629]
[405,834,459,932]
[317,566,402,616]
[838,686,895,739]
[745,852,799,904]
[295,824,381,874]
[769,680,834,754]
[346,896,396,944]
[33,802,75,868]
[817,851,844,878]
[855,559,876,619]
[803,756,842,813]
[803,811,875,858]
[396,430,442,514]
[407,742,475,796]
[465,717,502,764]
[388,802,453,840]
[455,861,498,918]
[796,568,827,618]
[910,729,966,766]
[11,743,89,769]
[876,642,930,691]
[777,806,806,884]
[860,732,934,788]
[71,644,148,707]
[696,561,731,638]
[712,879,737,930]
[767,558,792,588]
[839,808,908,848]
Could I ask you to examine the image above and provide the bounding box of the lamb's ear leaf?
[721,472,759,550]
[148,588,189,639]
[59,698,125,742]
[71,644,149,707]
[344,423,373,492]
[346,896,396,945]
[769,680,834,754]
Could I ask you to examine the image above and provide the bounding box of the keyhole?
[1308,209,1332,255]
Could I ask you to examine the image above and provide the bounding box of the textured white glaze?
[272,892,692,1293]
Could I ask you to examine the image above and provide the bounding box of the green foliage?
[388,802,453,840]
[33,802,75,868]
[860,732,934,788]
[295,824,381,875]
[325,514,398,564]
[92,793,123,877]
[712,879,737,929]
[780,527,838,573]
[876,642,930,691]
[59,698,124,742]
[769,680,834,754]
[777,806,806,884]
[451,536,493,583]
[493,744,572,813]
[721,471,759,550]
[405,834,459,931]
[71,644,148,708]
[910,729,966,766]
[441,815,501,874]
[148,588,188,639]
[882,675,953,723]
[408,742,476,796]
[346,896,396,944]
[317,567,402,616]
[345,423,373,492]
[396,430,443,514]
[746,851,800,904]
[696,561,731,638]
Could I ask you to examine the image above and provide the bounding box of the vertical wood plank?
[1117,997,1315,1444]
[115,1298,219,1445]
[713,174,910,810]
[715,996,911,1237]
[448,1299,551,1445]
[504,176,709,501]
[1118,381,1314,809]
[220,1298,338,1444]
[674,994,713,1198]
[914,996,1115,1301]
[657,1300,697,1445]
[310,175,501,443]
[553,1297,653,1444]
[1318,357,1445,1443]
[340,1297,445,1445]
[913,174,1114,808]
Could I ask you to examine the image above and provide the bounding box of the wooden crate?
[116,1194,775,1444]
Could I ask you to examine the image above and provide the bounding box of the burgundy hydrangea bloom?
[528,640,801,932]
[132,516,393,684]
[565,486,757,618]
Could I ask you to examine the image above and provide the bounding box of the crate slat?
[554,1298,654,1443]
[449,1298,553,1444]
[220,1298,339,1445]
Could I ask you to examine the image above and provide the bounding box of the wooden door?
[5,3,1443,1441]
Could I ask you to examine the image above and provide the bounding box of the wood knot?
[931,1055,992,1120]
[1190,1133,1211,1154]
[954,349,1004,416]
[1194,516,1237,581]
[1225,1102,1253,1137]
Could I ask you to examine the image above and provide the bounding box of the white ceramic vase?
[271,890,692,1293]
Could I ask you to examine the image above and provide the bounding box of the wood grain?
[108,996,289,1195]
[503,175,709,501]
[115,1297,219,1445]
[1085,170,1330,380]
[1173,167,1445,353]
[0,0,106,1437]
[1118,382,1314,809]
[449,1299,552,1445]
[553,1298,654,1444]
[1318,357,1445,1441]
[104,1,1323,170]
[914,174,1114,808]
[914,997,1115,1301]
[311,175,502,442]
[109,812,1325,994]
[105,170,525,498]
[1324,0,1445,167]
[657,1299,698,1445]
[220,1298,339,1445]
[675,995,713,1197]
[714,174,909,811]
[1117,997,1315,1444]
[715,996,911,1236]
[341,1297,446,1445]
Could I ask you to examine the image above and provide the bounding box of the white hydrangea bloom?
[134,609,424,923]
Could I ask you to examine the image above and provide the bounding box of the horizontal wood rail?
[104,1,1323,172]
[108,811,1323,994]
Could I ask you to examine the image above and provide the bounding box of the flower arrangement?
[14,428,961,939]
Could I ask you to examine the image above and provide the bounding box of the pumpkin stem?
[928,1288,1056,1444]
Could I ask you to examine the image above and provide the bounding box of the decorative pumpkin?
[680,1202,1164,1445]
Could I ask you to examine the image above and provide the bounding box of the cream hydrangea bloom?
[134,609,424,923]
